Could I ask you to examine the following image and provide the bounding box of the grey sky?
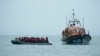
[0,0,100,35]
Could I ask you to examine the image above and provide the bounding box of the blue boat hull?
[62,34,91,45]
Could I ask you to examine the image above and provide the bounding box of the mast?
[72,9,75,19]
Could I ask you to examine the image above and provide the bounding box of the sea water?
[0,35,100,56]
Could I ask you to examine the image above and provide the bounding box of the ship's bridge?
[68,19,81,27]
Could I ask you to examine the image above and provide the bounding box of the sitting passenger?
[41,37,46,43]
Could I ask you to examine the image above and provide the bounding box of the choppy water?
[0,35,100,56]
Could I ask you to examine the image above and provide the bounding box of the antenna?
[72,9,75,19]
[66,16,67,27]
[83,17,84,27]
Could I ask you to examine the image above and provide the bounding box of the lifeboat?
[62,9,91,44]
[11,37,52,45]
